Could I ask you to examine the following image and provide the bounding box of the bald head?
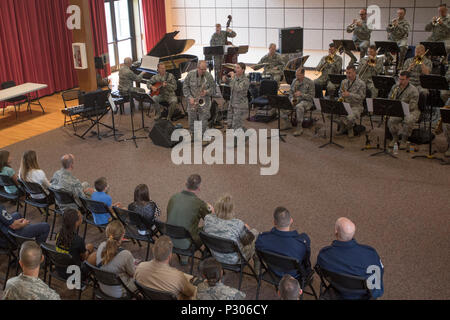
[335,217,356,241]
[61,154,74,170]
[124,57,133,67]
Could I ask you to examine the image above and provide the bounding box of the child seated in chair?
[91,177,120,226]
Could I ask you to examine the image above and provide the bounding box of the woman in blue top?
[0,150,18,194]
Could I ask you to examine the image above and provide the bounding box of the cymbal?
[222,63,236,69]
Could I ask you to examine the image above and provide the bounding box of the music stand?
[333,40,357,53]
[440,108,450,165]
[372,76,396,99]
[203,46,225,59]
[317,99,349,149]
[133,92,153,133]
[267,95,293,143]
[375,41,401,73]
[329,74,347,86]
[370,98,405,158]
[420,42,446,57]
[118,91,148,148]
[412,75,448,162]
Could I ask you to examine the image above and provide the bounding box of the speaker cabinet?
[279,27,303,54]
[149,120,181,148]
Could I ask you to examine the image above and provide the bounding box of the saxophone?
[435,106,450,135]
[193,77,207,111]
[338,81,346,102]
[390,85,400,100]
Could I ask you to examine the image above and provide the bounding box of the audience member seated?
[316,217,384,300]
[255,207,312,278]
[18,150,51,202]
[0,150,18,195]
[134,235,197,300]
[203,194,259,270]
[55,209,96,279]
[50,154,93,210]
[166,174,212,265]
[96,220,138,298]
[2,241,60,300]
[0,204,50,245]
[196,257,246,300]
[278,274,302,300]
[91,177,120,226]
[128,184,161,235]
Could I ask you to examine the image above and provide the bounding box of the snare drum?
[249,72,262,84]
[261,74,273,81]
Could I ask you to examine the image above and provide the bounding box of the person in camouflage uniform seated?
[314,43,343,99]
[3,241,60,300]
[196,258,246,300]
[387,71,420,148]
[148,63,178,121]
[254,43,285,83]
[357,45,383,98]
[118,57,145,95]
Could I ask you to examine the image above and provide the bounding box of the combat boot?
[293,127,303,137]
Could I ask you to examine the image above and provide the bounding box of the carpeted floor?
[0,108,449,300]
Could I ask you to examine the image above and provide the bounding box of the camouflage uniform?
[440,67,450,102]
[386,18,410,69]
[210,30,237,82]
[196,281,246,300]
[357,56,383,98]
[314,54,343,98]
[442,99,450,153]
[402,57,433,96]
[183,70,216,134]
[257,53,285,82]
[50,168,90,210]
[338,77,366,132]
[425,14,450,53]
[3,274,60,300]
[147,72,178,120]
[345,20,372,63]
[224,74,250,130]
[387,83,420,142]
[118,65,145,95]
[282,77,315,126]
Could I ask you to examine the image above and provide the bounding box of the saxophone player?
[314,43,343,99]
[387,71,420,149]
[345,9,372,65]
[281,67,315,137]
[386,8,410,69]
[357,45,383,98]
[183,61,216,138]
[337,65,366,138]
[425,4,450,53]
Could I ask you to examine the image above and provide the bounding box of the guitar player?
[147,62,179,121]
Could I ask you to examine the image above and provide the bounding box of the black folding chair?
[1,80,30,119]
[0,174,22,212]
[155,221,202,274]
[134,279,177,300]
[7,231,35,275]
[199,231,258,291]
[18,179,54,223]
[113,206,157,261]
[47,187,79,240]
[79,197,111,241]
[40,243,87,300]
[255,249,317,300]
[249,79,279,119]
[84,262,136,300]
[314,264,373,300]
[61,89,83,131]
[0,231,18,290]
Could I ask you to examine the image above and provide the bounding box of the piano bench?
[111,91,130,114]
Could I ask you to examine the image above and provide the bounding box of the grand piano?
[132,31,198,80]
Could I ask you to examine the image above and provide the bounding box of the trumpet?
[389,18,398,28]
[347,20,361,32]
[432,16,442,26]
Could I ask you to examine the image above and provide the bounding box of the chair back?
[7,231,35,248]
[0,230,18,251]
[155,221,192,240]
[18,179,49,201]
[135,280,177,300]
[61,89,82,108]
[80,197,110,216]
[199,231,239,255]
[259,80,278,97]
[40,243,73,269]
[112,206,153,238]
[48,187,76,207]
[1,81,16,89]
[84,262,122,286]
[315,264,372,299]
[0,174,18,190]
[256,249,300,276]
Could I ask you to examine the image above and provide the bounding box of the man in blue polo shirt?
[255,207,312,278]
[0,204,50,245]
[316,217,384,299]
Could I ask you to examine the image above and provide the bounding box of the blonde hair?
[214,194,234,220]
[101,220,125,265]
[19,150,40,181]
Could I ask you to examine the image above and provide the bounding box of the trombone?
[406,49,429,71]
[314,45,342,76]
[432,16,442,26]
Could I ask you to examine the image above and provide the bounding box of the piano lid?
[148,31,195,58]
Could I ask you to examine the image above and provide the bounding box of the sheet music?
[141,56,160,70]
[314,98,321,111]
[108,95,117,112]
[343,102,353,116]
[366,98,373,113]
[401,102,410,117]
